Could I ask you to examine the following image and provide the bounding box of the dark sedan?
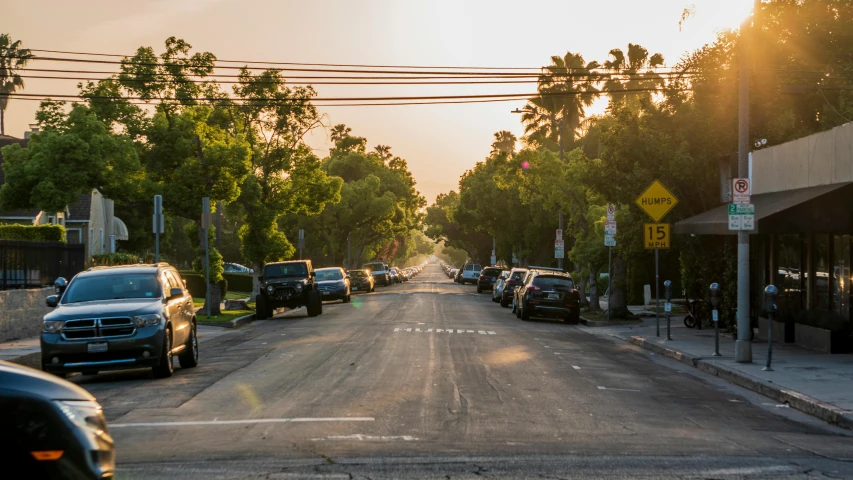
[516,272,581,324]
[476,267,503,293]
[315,267,351,303]
[348,269,375,293]
[0,361,115,479]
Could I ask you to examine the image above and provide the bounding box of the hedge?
[223,273,253,293]
[90,252,155,266]
[0,224,66,243]
[180,271,228,299]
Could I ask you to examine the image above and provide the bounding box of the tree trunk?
[588,266,601,312]
[197,224,222,316]
[252,261,262,300]
[576,274,589,307]
[607,256,631,318]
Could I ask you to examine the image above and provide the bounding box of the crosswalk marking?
[393,328,497,335]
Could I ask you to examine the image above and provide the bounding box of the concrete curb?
[198,313,255,329]
[579,316,642,327]
[628,336,853,431]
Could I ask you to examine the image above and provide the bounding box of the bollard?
[763,285,778,371]
[709,283,721,356]
[664,280,673,340]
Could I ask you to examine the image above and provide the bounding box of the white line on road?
[311,434,418,442]
[487,331,496,335]
[110,417,376,428]
[394,328,401,332]
[572,366,581,370]
[478,330,486,334]
[597,386,641,392]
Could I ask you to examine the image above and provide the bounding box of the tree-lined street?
[61,265,853,478]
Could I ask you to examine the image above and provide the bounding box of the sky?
[3,0,754,204]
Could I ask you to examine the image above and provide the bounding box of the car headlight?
[131,314,161,327]
[266,285,274,293]
[295,283,303,291]
[56,400,108,432]
[42,320,65,333]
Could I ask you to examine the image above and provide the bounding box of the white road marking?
[554,352,561,355]
[427,328,433,332]
[110,417,376,428]
[466,330,474,333]
[597,386,640,392]
[405,328,412,332]
[394,328,401,332]
[478,330,486,334]
[457,329,464,333]
[572,366,581,370]
[311,434,418,442]
[415,328,422,332]
[487,331,496,335]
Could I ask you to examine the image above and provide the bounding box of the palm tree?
[521,52,600,150]
[373,144,392,162]
[602,43,665,108]
[490,131,517,156]
[0,34,33,136]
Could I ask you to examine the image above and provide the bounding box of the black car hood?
[45,298,162,321]
[0,361,94,401]
[317,280,345,286]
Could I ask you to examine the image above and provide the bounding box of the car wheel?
[256,295,271,320]
[343,293,351,303]
[179,322,199,368]
[500,295,509,308]
[568,309,580,325]
[153,328,174,378]
[307,291,321,317]
[520,302,531,321]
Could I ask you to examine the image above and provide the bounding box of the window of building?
[775,234,804,321]
[814,234,830,311]
[832,235,850,319]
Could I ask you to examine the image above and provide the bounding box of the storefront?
[675,122,853,353]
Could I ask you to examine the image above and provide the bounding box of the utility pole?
[735,0,760,363]
[558,116,565,271]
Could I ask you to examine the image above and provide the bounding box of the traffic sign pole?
[655,248,660,337]
[607,245,612,321]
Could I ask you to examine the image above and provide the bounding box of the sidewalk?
[580,315,853,430]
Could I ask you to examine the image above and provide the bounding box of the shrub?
[90,252,156,266]
[180,271,228,299]
[0,224,66,242]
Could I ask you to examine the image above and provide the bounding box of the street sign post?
[733,178,751,204]
[604,234,616,247]
[298,229,305,259]
[153,195,164,263]
[556,229,562,239]
[636,180,679,338]
[606,204,616,221]
[727,203,755,231]
[555,243,564,259]
[202,197,211,317]
[604,220,617,234]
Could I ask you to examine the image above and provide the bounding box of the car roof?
[79,263,172,277]
[531,271,573,280]
[315,267,342,271]
[267,260,310,265]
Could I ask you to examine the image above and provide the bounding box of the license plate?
[322,292,330,296]
[547,293,560,300]
[352,287,359,291]
[88,342,108,353]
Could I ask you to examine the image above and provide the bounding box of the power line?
[17,75,544,85]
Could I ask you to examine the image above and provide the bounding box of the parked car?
[256,260,322,319]
[348,269,375,293]
[0,361,115,479]
[492,270,511,302]
[399,269,409,282]
[363,261,390,286]
[460,263,482,285]
[500,267,528,308]
[512,266,563,314]
[389,267,401,284]
[515,272,580,323]
[454,268,464,283]
[477,267,503,293]
[315,267,351,303]
[223,262,253,275]
[449,268,459,280]
[41,263,199,379]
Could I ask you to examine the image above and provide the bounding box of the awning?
[674,182,853,235]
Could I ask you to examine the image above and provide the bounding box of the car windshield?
[62,273,161,303]
[265,263,307,278]
[482,269,501,277]
[364,262,385,272]
[316,269,344,281]
[533,276,574,290]
[350,270,368,278]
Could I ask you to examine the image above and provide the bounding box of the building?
[675,121,853,353]
[0,135,129,255]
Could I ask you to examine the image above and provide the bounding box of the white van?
[460,263,482,285]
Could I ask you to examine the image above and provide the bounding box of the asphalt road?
[71,265,853,479]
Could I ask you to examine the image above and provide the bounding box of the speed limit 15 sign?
[644,223,671,249]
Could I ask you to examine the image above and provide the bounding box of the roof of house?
[0,136,91,221]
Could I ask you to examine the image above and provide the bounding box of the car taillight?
[527,286,539,292]
[507,280,516,286]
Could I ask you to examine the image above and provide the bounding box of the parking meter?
[663,280,673,340]
[763,285,779,371]
[709,283,721,356]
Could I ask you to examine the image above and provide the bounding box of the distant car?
[477,267,503,293]
[0,361,115,480]
[449,268,458,279]
[500,267,528,308]
[315,267,351,303]
[41,263,198,379]
[223,262,253,275]
[515,272,580,323]
[492,270,511,302]
[454,268,464,283]
[389,267,401,284]
[363,262,390,286]
[460,263,482,285]
[256,260,322,319]
[348,269,375,293]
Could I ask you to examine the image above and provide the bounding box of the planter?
[757,317,786,343]
[795,323,832,353]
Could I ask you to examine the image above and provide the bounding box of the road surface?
[70,265,853,479]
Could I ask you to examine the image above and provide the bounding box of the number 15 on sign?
[644,223,670,249]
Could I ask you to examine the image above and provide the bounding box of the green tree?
[0,34,33,135]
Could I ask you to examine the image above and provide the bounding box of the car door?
[164,270,190,346]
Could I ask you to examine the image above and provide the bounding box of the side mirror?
[46,295,59,308]
[54,277,68,295]
[169,287,183,299]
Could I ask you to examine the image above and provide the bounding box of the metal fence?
[0,240,86,290]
